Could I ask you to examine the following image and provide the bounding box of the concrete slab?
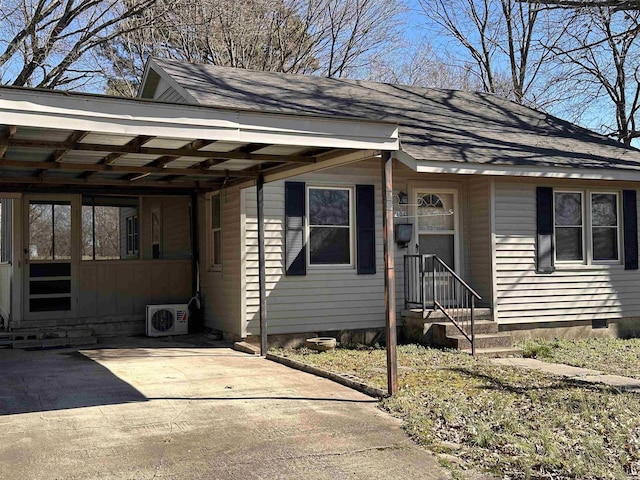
[491,357,640,393]
[0,336,451,479]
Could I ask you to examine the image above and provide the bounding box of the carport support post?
[257,173,268,356]
[382,151,398,396]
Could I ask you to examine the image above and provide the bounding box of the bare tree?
[365,42,485,90]
[101,0,405,95]
[0,0,159,89]
[418,0,562,106]
[547,7,640,144]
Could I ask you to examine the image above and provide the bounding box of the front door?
[412,188,460,305]
[23,195,77,320]
[413,189,459,270]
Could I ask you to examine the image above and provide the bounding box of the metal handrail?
[433,256,482,301]
[404,253,481,356]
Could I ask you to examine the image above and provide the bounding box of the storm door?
[412,188,460,305]
[23,195,78,320]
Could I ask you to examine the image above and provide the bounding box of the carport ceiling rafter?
[6,138,318,164]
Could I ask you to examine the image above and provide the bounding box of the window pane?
[81,197,138,260]
[310,227,350,264]
[95,207,121,259]
[212,195,221,229]
[417,193,454,231]
[555,193,582,226]
[592,194,617,227]
[593,227,618,261]
[29,203,53,260]
[556,227,583,261]
[309,189,349,226]
[82,205,94,260]
[213,230,221,265]
[53,204,71,260]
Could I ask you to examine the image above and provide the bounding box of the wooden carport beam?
[257,173,268,356]
[49,130,90,163]
[382,151,398,396]
[0,159,259,178]
[7,138,317,164]
[103,135,156,165]
[151,139,216,168]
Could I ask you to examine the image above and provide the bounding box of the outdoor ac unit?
[146,304,189,337]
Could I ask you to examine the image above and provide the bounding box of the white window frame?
[553,189,622,266]
[209,193,222,271]
[589,191,621,264]
[306,185,354,269]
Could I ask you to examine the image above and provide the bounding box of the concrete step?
[447,332,513,350]
[402,308,493,321]
[433,320,498,336]
[460,347,522,358]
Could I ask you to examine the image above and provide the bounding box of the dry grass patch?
[273,345,640,479]
[521,338,640,379]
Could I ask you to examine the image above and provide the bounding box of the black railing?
[404,254,482,355]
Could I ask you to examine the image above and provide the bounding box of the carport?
[0,86,400,393]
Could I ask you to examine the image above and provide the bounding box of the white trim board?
[0,87,399,151]
[392,151,640,182]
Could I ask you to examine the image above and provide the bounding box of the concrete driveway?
[0,337,449,479]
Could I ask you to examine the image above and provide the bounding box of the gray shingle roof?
[153,57,640,172]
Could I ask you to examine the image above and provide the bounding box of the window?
[29,201,71,260]
[151,209,161,259]
[553,190,620,264]
[591,193,619,261]
[210,194,221,269]
[554,192,583,261]
[126,215,139,256]
[308,186,352,266]
[82,196,139,260]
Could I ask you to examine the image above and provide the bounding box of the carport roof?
[0,86,398,192]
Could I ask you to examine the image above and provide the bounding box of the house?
[1,58,640,353]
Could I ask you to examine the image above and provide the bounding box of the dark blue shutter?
[285,182,306,275]
[623,189,638,270]
[356,185,376,274]
[536,187,555,274]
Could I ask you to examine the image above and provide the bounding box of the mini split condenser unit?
[146,304,189,337]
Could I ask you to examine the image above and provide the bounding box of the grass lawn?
[272,345,640,480]
[521,337,640,379]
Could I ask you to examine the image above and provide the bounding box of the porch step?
[446,332,513,350]
[9,328,98,349]
[402,308,493,321]
[432,320,498,337]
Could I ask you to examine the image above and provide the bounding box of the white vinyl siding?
[200,189,243,337]
[493,179,640,324]
[241,159,487,337]
[153,77,187,103]
[244,159,385,336]
[468,177,492,304]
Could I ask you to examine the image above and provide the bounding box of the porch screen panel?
[82,196,138,260]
